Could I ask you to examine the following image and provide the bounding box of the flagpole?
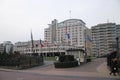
[69,10,71,19]
[31,30,34,56]
[65,22,70,52]
[60,31,62,55]
[30,30,34,67]
[40,39,42,56]
[40,45,42,56]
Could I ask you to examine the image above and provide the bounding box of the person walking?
[113,59,119,75]
[109,58,119,76]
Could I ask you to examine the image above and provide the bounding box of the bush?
[54,55,78,68]
[59,55,65,62]
[54,61,78,68]
[59,55,74,62]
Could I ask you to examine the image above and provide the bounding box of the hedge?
[54,61,78,68]
[59,55,75,62]
[0,54,44,69]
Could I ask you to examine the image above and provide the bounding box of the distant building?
[91,23,120,57]
[13,40,40,54]
[0,43,4,53]
[116,25,120,37]
[13,41,30,54]
[3,41,13,54]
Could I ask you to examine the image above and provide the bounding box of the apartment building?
[0,43,4,53]
[116,25,120,37]
[91,23,120,57]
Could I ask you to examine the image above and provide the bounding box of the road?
[0,70,119,80]
[0,58,119,80]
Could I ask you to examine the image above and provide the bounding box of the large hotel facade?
[45,19,88,47]
[13,19,92,58]
[44,19,92,56]
[91,23,120,57]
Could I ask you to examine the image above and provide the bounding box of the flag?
[65,25,70,39]
[52,36,57,46]
[86,35,92,42]
[31,30,34,48]
[40,39,44,48]
[44,40,48,47]
[54,41,57,46]
[66,34,70,39]
[65,24,71,46]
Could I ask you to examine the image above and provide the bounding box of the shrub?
[54,55,78,68]
[65,55,74,61]
[59,55,74,62]
[54,61,78,68]
[59,55,65,62]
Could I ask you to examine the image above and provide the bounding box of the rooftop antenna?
[69,10,71,19]
[107,19,109,23]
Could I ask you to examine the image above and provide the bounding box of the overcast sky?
[0,0,120,43]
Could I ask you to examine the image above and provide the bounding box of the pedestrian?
[76,57,80,65]
[113,59,119,75]
[109,59,115,76]
[109,58,119,76]
[56,56,59,61]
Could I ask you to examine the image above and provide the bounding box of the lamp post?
[116,37,119,52]
[116,37,119,57]
[116,37,120,65]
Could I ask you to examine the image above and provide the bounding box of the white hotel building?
[14,19,92,58]
[45,19,86,47]
[44,19,92,56]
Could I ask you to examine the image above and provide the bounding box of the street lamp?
[116,37,119,51]
[116,37,120,64]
